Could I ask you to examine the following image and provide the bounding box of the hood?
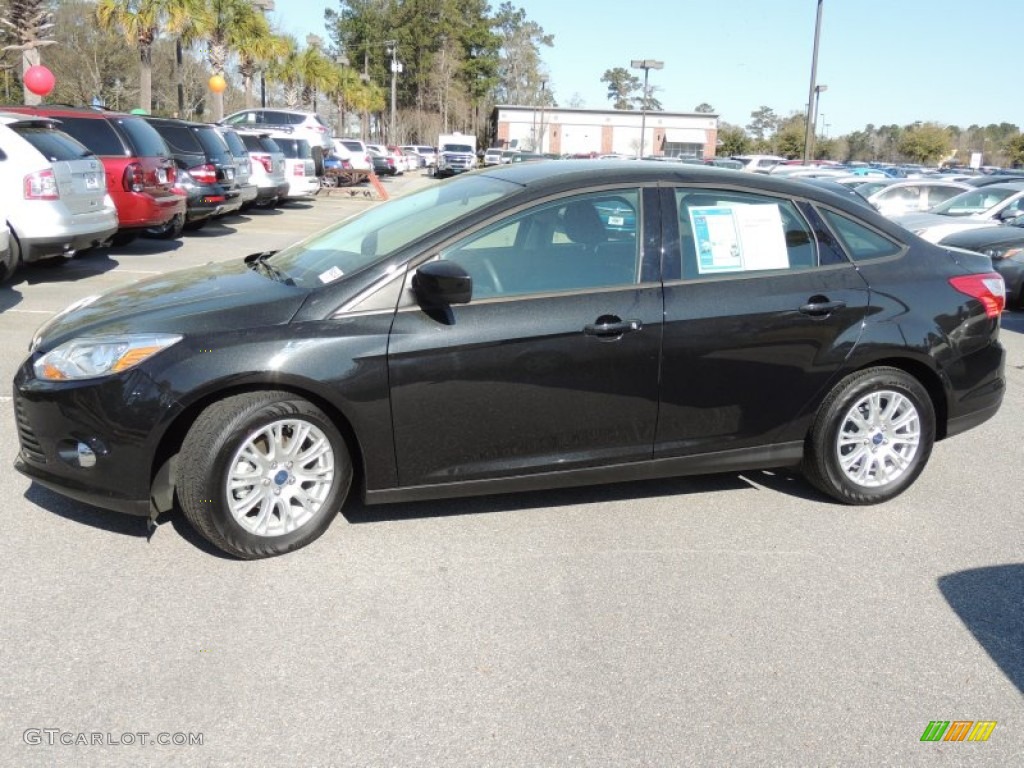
[35,259,308,351]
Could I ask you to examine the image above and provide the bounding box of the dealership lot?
[2,182,1023,766]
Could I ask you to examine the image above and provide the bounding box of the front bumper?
[12,367,181,517]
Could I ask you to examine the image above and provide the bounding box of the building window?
[664,141,704,158]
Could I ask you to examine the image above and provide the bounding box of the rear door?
[655,186,873,457]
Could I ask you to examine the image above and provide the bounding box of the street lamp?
[538,78,547,153]
[802,0,824,163]
[249,0,275,108]
[810,84,828,155]
[385,40,401,143]
[631,58,663,158]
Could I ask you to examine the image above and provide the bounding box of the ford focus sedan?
[14,162,1007,559]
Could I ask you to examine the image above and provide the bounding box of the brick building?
[489,105,718,158]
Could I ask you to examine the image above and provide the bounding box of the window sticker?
[688,203,789,274]
[318,266,345,284]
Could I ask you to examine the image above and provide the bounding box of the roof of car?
[0,104,137,119]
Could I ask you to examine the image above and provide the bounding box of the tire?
[145,213,184,240]
[183,217,208,232]
[0,228,18,283]
[802,366,935,505]
[110,231,138,247]
[177,391,353,559]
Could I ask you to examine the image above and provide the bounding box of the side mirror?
[997,207,1022,222]
[413,260,472,306]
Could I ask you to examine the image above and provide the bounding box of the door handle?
[799,299,846,316]
[583,318,643,338]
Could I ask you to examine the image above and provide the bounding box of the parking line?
[5,309,53,314]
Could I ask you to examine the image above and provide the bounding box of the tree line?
[3,0,1021,163]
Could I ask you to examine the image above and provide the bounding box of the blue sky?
[272,0,1020,137]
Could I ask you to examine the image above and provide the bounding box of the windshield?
[267,174,517,289]
[443,144,473,153]
[929,186,1018,216]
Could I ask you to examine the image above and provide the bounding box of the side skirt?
[364,442,805,505]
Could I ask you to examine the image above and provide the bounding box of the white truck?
[435,132,477,177]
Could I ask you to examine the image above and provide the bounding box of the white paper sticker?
[318,266,345,284]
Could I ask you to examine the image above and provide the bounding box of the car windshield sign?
[267,175,517,288]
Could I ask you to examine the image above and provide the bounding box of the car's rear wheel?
[0,227,19,283]
[145,213,184,240]
[177,391,353,559]
[802,367,934,504]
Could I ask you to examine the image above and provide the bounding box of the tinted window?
[439,191,641,299]
[193,127,232,161]
[259,137,281,153]
[51,116,124,155]
[12,125,92,161]
[239,133,262,151]
[820,210,903,261]
[224,112,256,126]
[274,138,311,159]
[675,189,817,278]
[152,123,203,153]
[116,117,170,158]
[219,129,247,158]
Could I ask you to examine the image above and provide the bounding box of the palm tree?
[163,0,212,117]
[94,0,164,112]
[234,13,288,109]
[1,0,57,105]
[203,0,264,121]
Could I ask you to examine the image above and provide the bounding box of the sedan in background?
[892,182,1024,242]
[855,178,972,217]
[941,218,1024,307]
[13,162,1006,559]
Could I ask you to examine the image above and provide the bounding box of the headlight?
[34,334,183,381]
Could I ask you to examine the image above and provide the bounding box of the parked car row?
[0,105,327,283]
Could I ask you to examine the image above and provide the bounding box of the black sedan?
[941,219,1024,307]
[14,162,1007,559]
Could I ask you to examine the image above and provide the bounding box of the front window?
[265,175,517,289]
[439,190,642,299]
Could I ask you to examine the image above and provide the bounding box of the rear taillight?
[293,164,305,177]
[122,162,145,192]
[949,273,1006,318]
[24,169,59,200]
[253,153,272,173]
[189,163,217,184]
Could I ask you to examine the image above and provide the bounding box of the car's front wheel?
[177,391,353,559]
[802,367,935,504]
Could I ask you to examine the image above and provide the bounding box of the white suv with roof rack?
[221,108,332,175]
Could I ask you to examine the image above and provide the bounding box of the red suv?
[2,106,185,245]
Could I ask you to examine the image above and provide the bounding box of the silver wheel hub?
[226,418,335,536]
[836,390,921,488]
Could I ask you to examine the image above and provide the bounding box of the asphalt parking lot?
[2,173,1023,767]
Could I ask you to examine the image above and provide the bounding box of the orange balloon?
[208,74,227,93]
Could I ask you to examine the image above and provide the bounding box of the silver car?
[0,113,117,275]
[236,131,289,207]
[215,126,259,210]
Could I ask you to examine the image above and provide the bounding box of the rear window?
[50,116,124,156]
[193,127,232,160]
[275,138,311,159]
[341,140,363,152]
[12,125,93,161]
[820,210,903,261]
[239,133,263,151]
[219,129,247,158]
[152,123,203,153]
[259,137,281,153]
[116,117,170,158]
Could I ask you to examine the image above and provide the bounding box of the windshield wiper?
[244,251,294,285]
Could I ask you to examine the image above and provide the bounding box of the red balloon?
[24,65,55,97]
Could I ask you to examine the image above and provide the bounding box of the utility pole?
[803,0,824,163]
[631,59,663,158]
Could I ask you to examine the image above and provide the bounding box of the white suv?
[335,138,372,171]
[222,109,332,174]
[0,113,117,279]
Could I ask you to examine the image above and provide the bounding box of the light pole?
[538,79,547,154]
[802,0,824,163]
[809,84,827,158]
[385,40,401,144]
[249,0,275,109]
[631,59,663,158]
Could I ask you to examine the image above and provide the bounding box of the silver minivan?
[0,113,118,276]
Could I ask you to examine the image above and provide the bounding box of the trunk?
[243,73,254,108]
